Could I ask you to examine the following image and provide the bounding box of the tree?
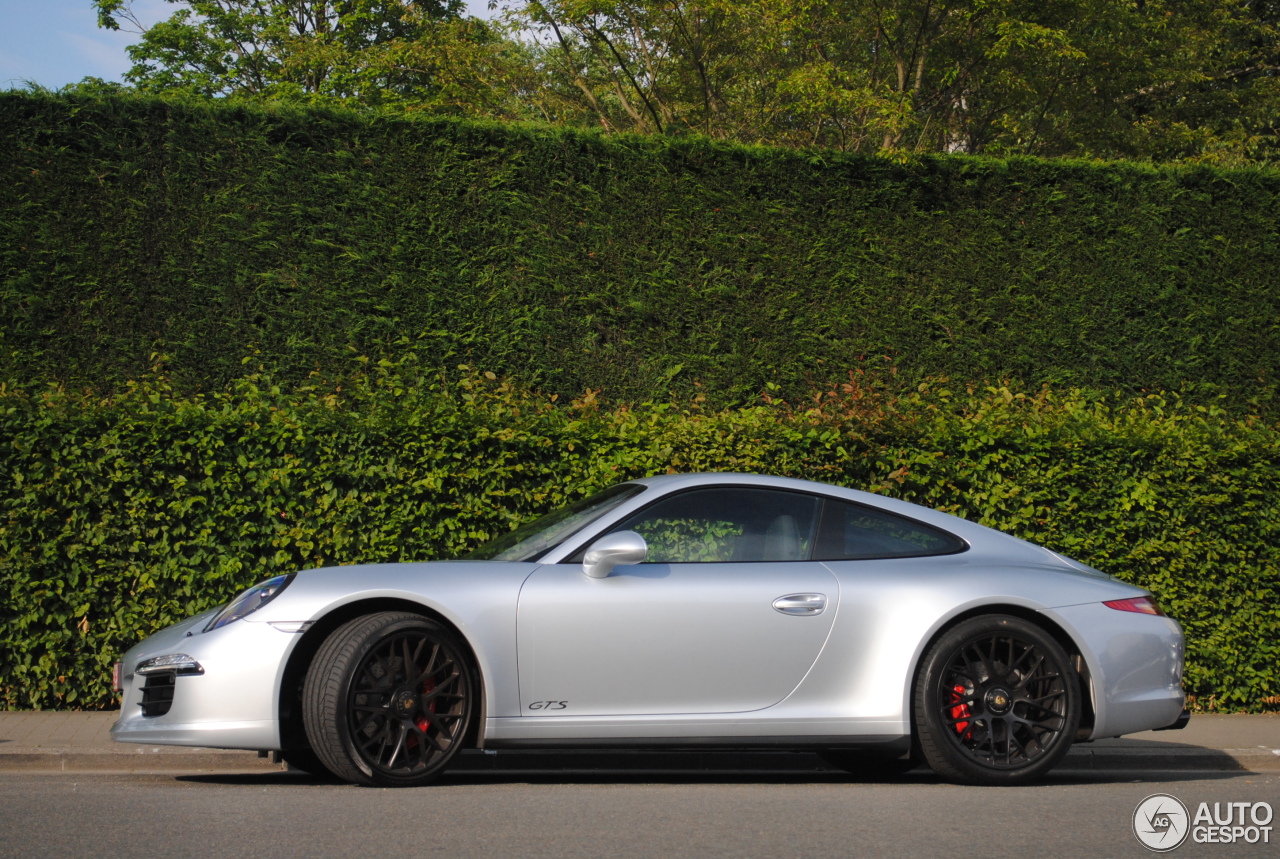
[512,0,1093,151]
[89,0,523,108]
[93,0,1279,163]
[511,0,1278,162]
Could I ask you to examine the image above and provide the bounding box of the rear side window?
[813,499,965,560]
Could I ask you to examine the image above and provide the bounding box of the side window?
[813,499,965,560]
[610,487,821,563]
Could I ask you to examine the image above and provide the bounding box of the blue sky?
[0,0,171,89]
[0,0,492,91]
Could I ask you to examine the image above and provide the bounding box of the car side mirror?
[582,531,648,579]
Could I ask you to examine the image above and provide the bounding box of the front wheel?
[303,611,475,787]
[914,615,1080,785]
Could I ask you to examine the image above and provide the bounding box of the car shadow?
[172,768,1254,788]
[172,748,1258,788]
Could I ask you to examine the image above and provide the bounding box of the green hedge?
[1,366,1276,711]
[880,383,1280,713]
[3,92,1280,409]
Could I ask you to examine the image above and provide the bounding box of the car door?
[516,486,839,716]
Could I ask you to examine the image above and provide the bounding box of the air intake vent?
[140,672,176,717]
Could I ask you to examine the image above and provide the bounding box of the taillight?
[1103,596,1166,616]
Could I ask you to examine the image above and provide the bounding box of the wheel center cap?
[392,689,418,718]
[985,687,1012,714]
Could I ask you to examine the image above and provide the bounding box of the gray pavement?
[0,710,1276,774]
[4,770,1279,858]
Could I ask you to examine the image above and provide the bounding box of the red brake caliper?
[949,685,973,741]
[415,676,436,735]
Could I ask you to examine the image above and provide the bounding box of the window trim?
[560,484,969,565]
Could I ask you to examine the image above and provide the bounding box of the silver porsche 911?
[111,473,1187,786]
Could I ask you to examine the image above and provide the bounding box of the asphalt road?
[1,768,1277,858]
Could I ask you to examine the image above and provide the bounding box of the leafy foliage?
[4,91,1280,411]
[93,0,1280,163]
[0,366,1276,711]
[872,381,1280,712]
[90,0,541,118]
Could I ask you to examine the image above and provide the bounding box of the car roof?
[621,471,939,520]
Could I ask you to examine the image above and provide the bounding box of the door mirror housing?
[582,531,648,578]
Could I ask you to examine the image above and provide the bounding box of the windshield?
[464,483,646,562]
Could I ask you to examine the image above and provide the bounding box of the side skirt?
[484,735,910,754]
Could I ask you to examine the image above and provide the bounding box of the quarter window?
[813,499,965,560]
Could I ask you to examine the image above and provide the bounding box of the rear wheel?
[914,615,1080,785]
[303,611,475,787]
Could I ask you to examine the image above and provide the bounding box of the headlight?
[136,653,204,676]
[204,574,294,631]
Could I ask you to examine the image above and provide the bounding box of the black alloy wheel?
[914,615,1080,785]
[303,612,475,787]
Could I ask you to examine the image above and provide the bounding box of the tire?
[303,611,476,787]
[818,750,918,780]
[914,614,1080,786]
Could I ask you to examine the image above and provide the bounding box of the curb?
[1057,747,1280,772]
[0,751,283,772]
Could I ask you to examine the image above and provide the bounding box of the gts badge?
[528,700,569,710]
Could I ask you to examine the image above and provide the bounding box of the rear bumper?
[1154,708,1192,731]
[1042,602,1185,739]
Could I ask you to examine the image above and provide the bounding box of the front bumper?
[111,612,299,751]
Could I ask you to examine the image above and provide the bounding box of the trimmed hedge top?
[3,92,1280,408]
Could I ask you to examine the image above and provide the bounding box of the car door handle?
[772,594,827,616]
